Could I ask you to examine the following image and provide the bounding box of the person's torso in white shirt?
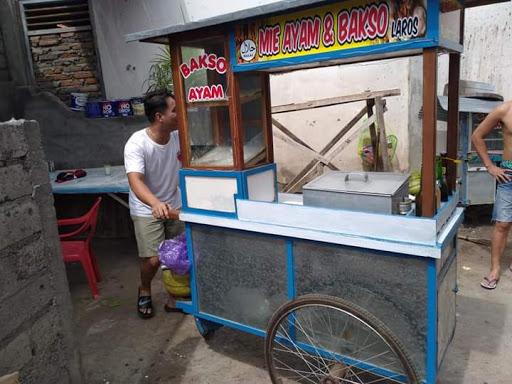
[124,129,181,217]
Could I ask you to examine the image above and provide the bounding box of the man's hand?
[487,164,511,183]
[151,202,180,220]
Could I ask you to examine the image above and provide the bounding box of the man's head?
[144,90,177,130]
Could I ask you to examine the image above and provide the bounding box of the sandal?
[137,288,154,319]
[480,276,499,290]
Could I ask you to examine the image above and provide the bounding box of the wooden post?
[262,74,274,163]
[447,53,460,192]
[446,9,464,192]
[283,106,368,192]
[226,41,244,169]
[366,98,378,171]
[375,97,391,171]
[421,48,438,217]
[169,39,190,167]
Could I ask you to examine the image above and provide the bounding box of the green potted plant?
[144,45,173,93]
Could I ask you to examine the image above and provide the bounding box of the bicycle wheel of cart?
[265,294,419,384]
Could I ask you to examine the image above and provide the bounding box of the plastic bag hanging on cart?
[158,233,189,275]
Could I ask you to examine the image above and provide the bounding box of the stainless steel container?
[302,171,410,214]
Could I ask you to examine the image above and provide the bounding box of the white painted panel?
[247,169,276,202]
[278,192,303,205]
[236,199,437,245]
[185,176,238,212]
[179,212,442,258]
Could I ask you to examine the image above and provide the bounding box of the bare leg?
[488,221,512,281]
[139,256,160,316]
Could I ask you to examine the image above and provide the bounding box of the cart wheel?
[264,294,419,384]
[194,317,221,339]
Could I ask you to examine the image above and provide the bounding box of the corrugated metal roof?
[125,0,509,43]
[438,96,502,114]
[419,96,502,121]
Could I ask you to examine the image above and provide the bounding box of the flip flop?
[137,288,154,319]
[480,276,499,290]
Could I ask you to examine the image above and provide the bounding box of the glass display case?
[171,33,272,170]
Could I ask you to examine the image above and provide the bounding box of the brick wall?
[0,120,82,383]
[30,31,101,105]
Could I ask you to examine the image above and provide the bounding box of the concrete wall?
[0,27,14,122]
[17,87,147,170]
[90,0,278,99]
[0,0,30,122]
[90,0,186,99]
[0,0,32,87]
[437,2,512,101]
[270,59,411,183]
[0,28,9,81]
[0,119,82,383]
[405,2,512,171]
[182,0,280,21]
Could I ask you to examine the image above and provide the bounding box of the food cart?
[453,96,502,206]
[126,1,504,382]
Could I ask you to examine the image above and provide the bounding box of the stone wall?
[0,29,8,82]
[0,119,82,383]
[17,87,146,170]
[30,31,101,105]
[0,27,14,122]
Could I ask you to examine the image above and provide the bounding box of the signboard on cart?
[235,0,428,66]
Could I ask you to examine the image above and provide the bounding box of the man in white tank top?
[124,90,182,318]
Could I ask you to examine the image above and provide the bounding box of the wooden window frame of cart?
[127,0,502,218]
[169,28,274,171]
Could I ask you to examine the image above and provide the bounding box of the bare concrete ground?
[68,219,511,384]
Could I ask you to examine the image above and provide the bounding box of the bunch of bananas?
[409,171,421,196]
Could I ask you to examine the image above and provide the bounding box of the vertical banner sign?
[235,0,427,65]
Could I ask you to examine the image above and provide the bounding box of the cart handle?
[344,172,369,183]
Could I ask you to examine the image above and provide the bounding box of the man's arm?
[127,172,179,220]
[472,104,510,182]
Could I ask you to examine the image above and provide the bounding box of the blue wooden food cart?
[127,1,504,382]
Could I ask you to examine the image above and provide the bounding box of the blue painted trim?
[179,168,246,216]
[180,168,244,179]
[433,193,456,220]
[175,300,193,313]
[232,38,438,72]
[426,257,438,383]
[229,29,237,70]
[426,0,440,44]
[195,311,267,338]
[182,206,239,218]
[273,333,410,382]
[185,223,199,313]
[243,163,276,176]
[286,239,295,300]
[273,166,279,203]
[292,339,409,383]
[179,170,189,209]
[241,163,278,203]
[436,209,464,248]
